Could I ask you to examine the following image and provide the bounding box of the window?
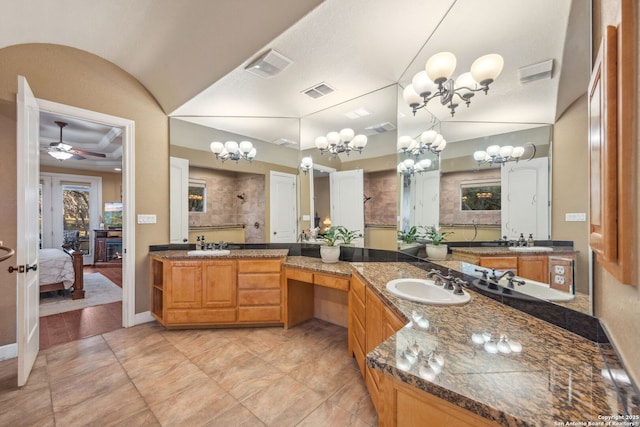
[460,180,501,211]
[188,180,206,212]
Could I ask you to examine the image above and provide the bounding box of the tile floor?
[0,318,377,426]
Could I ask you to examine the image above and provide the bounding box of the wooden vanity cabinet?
[517,255,548,283]
[164,259,237,325]
[237,258,283,323]
[348,272,367,377]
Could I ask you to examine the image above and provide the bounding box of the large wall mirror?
[168,0,592,315]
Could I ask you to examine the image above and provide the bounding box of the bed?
[39,248,85,299]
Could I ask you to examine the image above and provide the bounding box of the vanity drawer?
[238,273,280,289]
[238,289,281,306]
[237,259,282,273]
[351,291,365,324]
[285,267,314,283]
[314,273,349,291]
[239,306,281,322]
[350,273,366,302]
[351,310,366,351]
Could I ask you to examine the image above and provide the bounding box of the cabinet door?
[202,260,237,308]
[365,287,383,353]
[167,261,202,308]
[479,256,518,272]
[517,256,549,283]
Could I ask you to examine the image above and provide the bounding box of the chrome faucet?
[489,269,516,282]
[505,276,526,288]
[427,268,455,290]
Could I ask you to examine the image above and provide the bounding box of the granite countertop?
[149,249,289,259]
[283,256,354,277]
[352,262,632,426]
[451,246,577,256]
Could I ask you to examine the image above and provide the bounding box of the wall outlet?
[554,266,566,275]
[554,275,566,285]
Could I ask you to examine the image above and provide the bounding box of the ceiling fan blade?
[70,149,106,158]
[71,153,87,160]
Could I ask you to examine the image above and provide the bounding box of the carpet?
[39,273,122,317]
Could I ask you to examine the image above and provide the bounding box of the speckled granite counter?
[149,249,289,259]
[451,246,577,256]
[283,256,353,276]
[351,262,638,426]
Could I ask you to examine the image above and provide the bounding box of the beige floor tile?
[204,402,266,426]
[44,335,107,366]
[132,358,210,405]
[216,355,285,401]
[297,400,372,427]
[0,380,53,427]
[53,381,149,426]
[149,378,237,426]
[290,358,358,398]
[118,342,188,380]
[45,339,120,384]
[109,408,161,426]
[190,340,255,377]
[259,340,317,373]
[161,328,232,357]
[241,375,324,426]
[329,379,378,425]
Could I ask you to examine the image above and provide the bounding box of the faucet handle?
[453,278,467,295]
[474,268,489,280]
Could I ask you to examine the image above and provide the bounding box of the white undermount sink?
[508,246,553,252]
[386,278,471,306]
[186,249,231,256]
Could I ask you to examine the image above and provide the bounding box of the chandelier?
[473,144,533,166]
[210,140,257,162]
[397,158,433,176]
[315,128,367,157]
[299,156,313,174]
[403,52,504,117]
[397,130,447,157]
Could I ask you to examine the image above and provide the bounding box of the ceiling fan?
[45,121,107,161]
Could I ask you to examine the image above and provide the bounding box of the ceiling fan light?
[239,140,253,154]
[315,136,328,149]
[425,52,457,83]
[57,142,72,151]
[412,71,437,97]
[402,84,422,108]
[339,128,355,142]
[470,53,504,86]
[49,151,73,160]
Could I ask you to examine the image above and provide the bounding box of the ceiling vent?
[302,82,335,99]
[518,59,554,84]
[365,122,396,134]
[245,49,292,78]
[272,138,299,148]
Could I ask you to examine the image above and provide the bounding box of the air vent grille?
[302,82,335,99]
[245,49,292,79]
[272,138,299,148]
[518,59,554,84]
[365,122,396,134]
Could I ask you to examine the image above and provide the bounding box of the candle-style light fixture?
[397,130,447,157]
[315,128,367,157]
[210,140,257,162]
[403,52,504,117]
[473,144,535,166]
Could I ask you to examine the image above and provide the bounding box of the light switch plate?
[137,214,157,224]
[303,214,310,221]
[565,212,586,222]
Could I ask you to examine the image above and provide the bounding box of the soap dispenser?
[518,233,526,246]
[527,234,535,247]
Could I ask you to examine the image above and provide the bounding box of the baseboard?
[0,343,17,361]
[134,311,155,325]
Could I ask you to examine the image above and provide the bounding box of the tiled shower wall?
[439,168,501,225]
[188,167,265,243]
[364,170,397,226]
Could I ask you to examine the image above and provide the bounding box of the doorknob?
[273,231,277,235]
[183,238,188,242]
[26,263,37,272]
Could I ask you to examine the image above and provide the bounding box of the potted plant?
[423,225,452,260]
[397,226,419,244]
[318,226,341,263]
[336,226,362,261]
[397,226,423,256]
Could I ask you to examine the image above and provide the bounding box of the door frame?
[269,171,297,243]
[37,99,136,327]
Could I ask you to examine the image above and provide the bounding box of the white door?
[330,169,364,247]
[410,170,440,229]
[501,157,550,239]
[16,76,41,387]
[270,171,297,242]
[169,157,189,244]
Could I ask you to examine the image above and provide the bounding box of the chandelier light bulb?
[352,134,368,149]
[425,52,457,84]
[455,72,478,99]
[473,150,487,161]
[412,71,437,97]
[339,128,355,142]
[398,135,413,151]
[239,140,253,154]
[486,145,501,157]
[408,139,418,152]
[403,158,415,168]
[210,141,224,154]
[315,136,328,150]
[403,84,422,108]
[326,131,341,146]
[470,54,504,86]
[398,163,407,173]
[420,130,438,146]
[499,145,514,158]
[301,156,313,167]
[225,141,239,154]
[436,139,447,151]
[512,146,525,158]
[418,158,432,169]
[247,147,257,159]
